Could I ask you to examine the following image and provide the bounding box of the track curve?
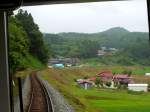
[28,72,53,112]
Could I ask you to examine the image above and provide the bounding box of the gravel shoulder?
[38,74,75,112]
[14,72,75,112]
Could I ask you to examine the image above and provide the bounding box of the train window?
[9,0,150,112]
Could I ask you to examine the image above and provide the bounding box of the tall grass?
[41,67,150,112]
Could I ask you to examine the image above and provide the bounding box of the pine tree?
[15,9,49,64]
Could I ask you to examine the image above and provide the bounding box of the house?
[48,65,53,68]
[77,79,94,90]
[109,48,118,53]
[101,47,107,51]
[48,58,79,66]
[97,71,132,86]
[113,74,132,85]
[97,71,113,83]
[77,71,134,90]
[88,77,97,81]
[97,50,106,56]
[66,64,72,67]
[145,73,150,76]
[128,84,148,92]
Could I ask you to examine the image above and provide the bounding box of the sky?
[18,0,149,33]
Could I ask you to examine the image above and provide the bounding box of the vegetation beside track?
[41,67,150,112]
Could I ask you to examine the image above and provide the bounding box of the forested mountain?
[44,27,150,65]
[57,27,148,48]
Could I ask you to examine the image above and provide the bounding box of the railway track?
[28,72,54,112]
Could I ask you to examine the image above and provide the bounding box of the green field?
[41,66,150,112]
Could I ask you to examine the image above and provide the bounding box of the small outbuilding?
[145,73,150,76]
[77,79,94,90]
[52,63,64,68]
[128,84,148,92]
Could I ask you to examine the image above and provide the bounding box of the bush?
[95,77,102,86]
[148,82,150,88]
[73,78,77,82]
[117,84,127,89]
[128,90,144,95]
[106,82,111,87]
[83,76,89,79]
[122,70,132,76]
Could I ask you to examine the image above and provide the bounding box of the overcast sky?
[19,0,149,33]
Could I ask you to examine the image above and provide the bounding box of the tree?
[83,76,89,79]
[15,9,49,64]
[122,70,132,76]
[8,17,29,74]
[105,82,111,87]
[78,40,99,58]
[68,47,80,58]
[95,77,101,87]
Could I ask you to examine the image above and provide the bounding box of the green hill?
[43,27,150,65]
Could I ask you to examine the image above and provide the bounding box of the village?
[48,47,118,68]
[48,57,150,93]
[76,71,150,92]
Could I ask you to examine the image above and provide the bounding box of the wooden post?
[18,77,24,112]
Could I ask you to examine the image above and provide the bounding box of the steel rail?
[27,83,34,112]
[27,74,54,112]
[37,76,55,112]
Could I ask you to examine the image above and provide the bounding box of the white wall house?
[128,84,148,92]
[97,50,106,56]
[145,73,150,76]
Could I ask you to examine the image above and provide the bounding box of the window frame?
[0,0,149,112]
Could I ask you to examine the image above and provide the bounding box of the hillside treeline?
[44,33,99,58]
[9,9,49,74]
[44,27,150,66]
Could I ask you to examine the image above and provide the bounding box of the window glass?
[10,0,150,112]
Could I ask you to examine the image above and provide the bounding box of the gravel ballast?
[38,75,75,112]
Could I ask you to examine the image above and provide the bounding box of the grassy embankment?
[79,57,150,68]
[41,66,150,112]
[13,55,45,99]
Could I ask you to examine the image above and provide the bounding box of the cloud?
[18,0,148,33]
